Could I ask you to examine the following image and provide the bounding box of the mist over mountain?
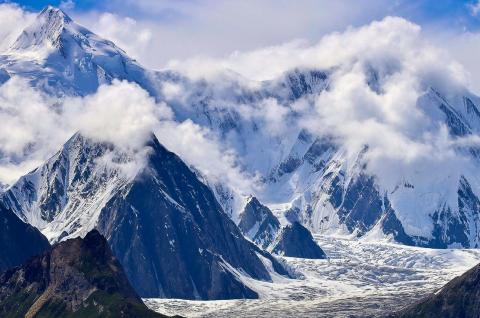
[1,4,480,316]
[2,6,480,250]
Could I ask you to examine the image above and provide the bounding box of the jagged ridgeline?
[3,5,480,250]
[2,4,480,308]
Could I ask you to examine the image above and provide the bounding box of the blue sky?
[2,0,480,77]
[6,0,480,30]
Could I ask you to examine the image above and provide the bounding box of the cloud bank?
[0,3,34,51]
[1,7,480,228]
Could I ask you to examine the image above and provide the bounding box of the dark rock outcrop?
[0,229,167,318]
[271,222,326,259]
[238,196,281,249]
[0,202,50,272]
[97,136,289,299]
[395,263,480,318]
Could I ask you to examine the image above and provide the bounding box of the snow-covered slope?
[3,6,480,250]
[1,132,290,299]
[0,6,159,96]
[166,72,480,249]
[2,133,130,241]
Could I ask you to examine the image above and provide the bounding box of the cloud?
[154,120,258,195]
[2,5,480,229]
[0,77,257,197]
[160,16,479,215]
[59,0,75,11]
[76,12,152,61]
[0,3,35,52]
[0,79,163,184]
[64,80,171,151]
[469,1,480,16]
[72,0,392,70]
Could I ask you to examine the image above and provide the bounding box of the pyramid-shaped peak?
[11,6,73,51]
[39,5,72,23]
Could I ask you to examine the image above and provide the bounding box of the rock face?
[0,202,50,272]
[396,263,480,318]
[0,230,166,318]
[271,222,327,259]
[2,133,290,300]
[238,196,281,249]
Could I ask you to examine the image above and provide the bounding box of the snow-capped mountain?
[3,6,480,251]
[238,196,281,249]
[1,132,290,299]
[1,6,159,96]
[165,71,480,248]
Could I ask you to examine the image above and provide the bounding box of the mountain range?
[2,5,480,307]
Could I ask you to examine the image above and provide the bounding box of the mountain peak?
[39,5,72,23]
[11,6,73,51]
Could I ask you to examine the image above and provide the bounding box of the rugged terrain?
[146,234,480,317]
[2,133,290,299]
[0,229,166,318]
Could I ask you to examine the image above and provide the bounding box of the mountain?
[0,229,168,318]
[270,222,327,259]
[1,133,290,299]
[395,263,480,318]
[262,89,480,249]
[238,196,281,249]
[1,6,159,96]
[0,202,50,272]
[3,6,480,250]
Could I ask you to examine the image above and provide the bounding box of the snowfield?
[145,234,480,317]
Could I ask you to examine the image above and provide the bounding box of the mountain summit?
[12,6,73,51]
[2,5,155,95]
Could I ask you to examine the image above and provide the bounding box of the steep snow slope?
[2,133,130,240]
[1,132,290,299]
